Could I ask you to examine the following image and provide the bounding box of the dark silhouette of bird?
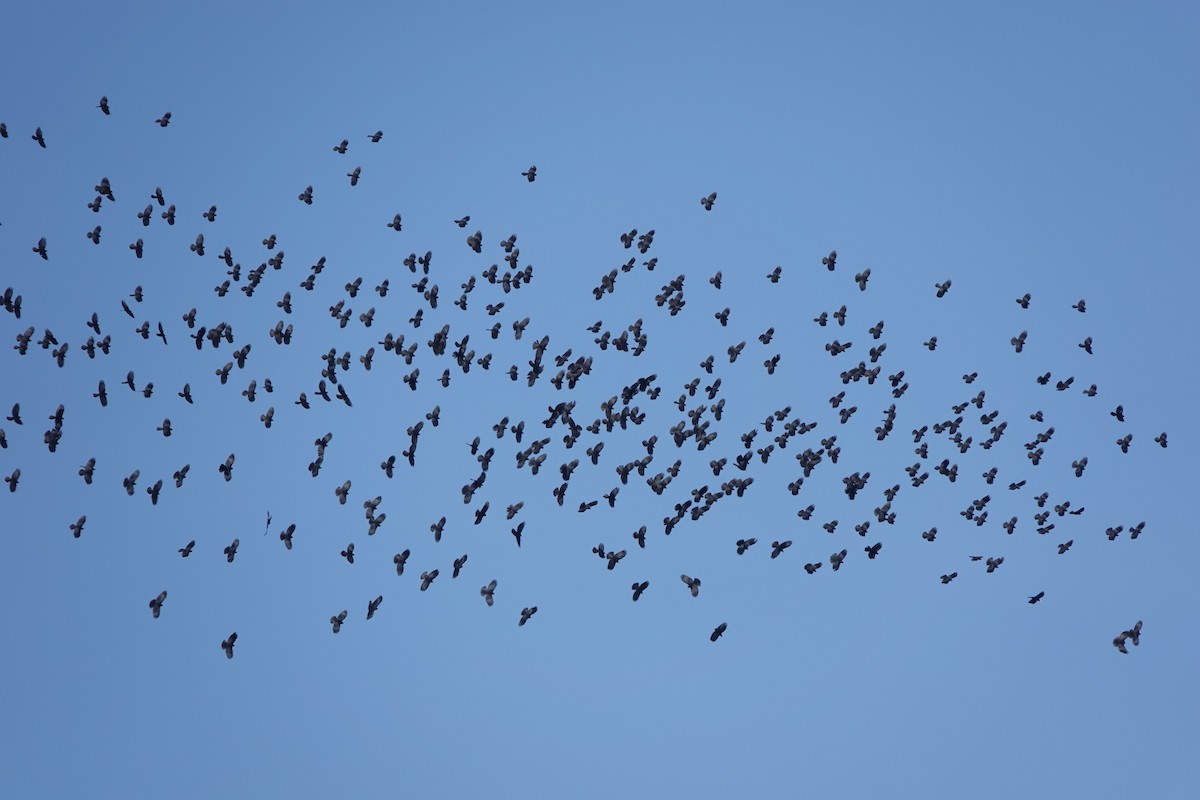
[420,570,439,591]
[224,538,239,563]
[522,165,537,182]
[32,127,46,148]
[347,166,362,186]
[770,540,792,559]
[179,540,195,557]
[1028,592,1045,604]
[331,610,348,633]
[368,130,383,142]
[940,572,957,584]
[453,554,468,578]
[149,591,167,618]
[680,574,701,597]
[511,521,524,547]
[155,112,172,127]
[97,96,110,115]
[700,192,717,210]
[710,622,727,642]
[221,633,237,659]
[366,596,383,620]
[481,580,497,606]
[519,606,538,626]
[631,581,649,602]
[735,537,757,555]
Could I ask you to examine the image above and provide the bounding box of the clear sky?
[1,2,1197,798]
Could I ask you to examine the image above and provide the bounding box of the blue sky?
[1,2,1197,798]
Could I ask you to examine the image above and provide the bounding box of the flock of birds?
[0,98,1165,659]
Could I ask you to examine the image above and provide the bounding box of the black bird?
[511,521,525,547]
[680,574,701,597]
[333,139,349,153]
[179,540,195,557]
[736,538,757,555]
[279,525,295,550]
[33,237,48,260]
[149,591,167,619]
[32,127,46,148]
[710,622,727,642]
[453,554,468,578]
[522,165,537,182]
[700,192,717,211]
[155,112,172,127]
[420,570,439,591]
[340,543,355,564]
[393,549,410,575]
[519,606,538,626]
[481,580,497,606]
[367,596,383,620]
[940,573,958,584]
[770,540,792,559]
[97,96,110,115]
[70,516,86,538]
[1028,592,1045,604]
[221,633,237,659]
[224,538,239,563]
[331,610,348,633]
[368,130,383,142]
[631,581,649,602]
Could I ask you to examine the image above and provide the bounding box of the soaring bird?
[1028,591,1045,604]
[179,540,195,557]
[149,591,167,618]
[700,192,717,210]
[224,539,239,563]
[680,574,701,597]
[155,112,172,127]
[631,581,649,602]
[481,580,497,606]
[366,596,383,620]
[519,606,538,626]
[97,96,110,115]
[221,632,237,659]
[710,622,727,642]
[330,610,348,633]
[522,165,537,182]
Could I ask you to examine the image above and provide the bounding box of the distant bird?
[453,554,468,578]
[700,192,717,210]
[149,591,167,618]
[455,216,470,227]
[680,574,701,597]
[155,112,172,127]
[179,540,195,557]
[387,214,402,231]
[735,537,757,555]
[1028,591,1045,605]
[519,606,538,626]
[368,130,383,142]
[333,139,349,154]
[419,570,439,591]
[1015,293,1031,308]
[770,540,792,559]
[221,632,237,659]
[32,127,46,148]
[631,581,649,601]
[366,596,383,620]
[710,622,728,642]
[70,516,87,538]
[330,610,348,633]
[340,543,355,564]
[481,580,497,606]
[521,165,537,182]
[33,237,48,260]
[347,166,361,186]
[511,521,524,547]
[1072,298,1087,313]
[935,280,952,298]
[224,538,239,563]
[940,573,958,584]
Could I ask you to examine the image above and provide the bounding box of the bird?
[221,633,237,659]
[340,543,355,564]
[97,96,110,115]
[453,554,468,578]
[522,165,537,182]
[1028,592,1045,604]
[69,516,87,538]
[700,192,717,210]
[179,540,195,557]
[519,606,538,626]
[366,596,383,620]
[940,573,958,584]
[32,127,46,148]
[631,581,649,602]
[155,112,172,127]
[332,139,349,153]
[770,540,792,559]
[347,166,362,186]
[419,570,439,591]
[330,610,348,633]
[481,580,497,606]
[680,574,701,597]
[735,538,757,555]
[368,130,383,142]
[149,591,167,618]
[224,539,239,563]
[710,622,727,642]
